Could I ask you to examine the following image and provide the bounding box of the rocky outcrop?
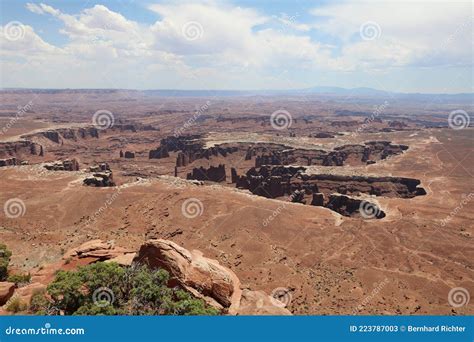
[110,123,159,132]
[23,127,99,143]
[124,151,135,159]
[236,165,425,199]
[324,194,386,219]
[311,193,325,206]
[134,239,240,310]
[88,163,110,173]
[311,132,342,138]
[134,239,291,315]
[77,127,99,139]
[1,239,290,315]
[0,141,42,160]
[63,240,135,263]
[0,158,17,167]
[172,140,408,168]
[83,163,115,187]
[231,168,238,183]
[186,164,226,182]
[44,159,79,171]
[83,173,115,187]
[149,146,169,159]
[0,282,15,306]
[42,130,61,143]
[235,165,424,218]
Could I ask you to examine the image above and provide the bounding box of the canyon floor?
[0,90,472,315]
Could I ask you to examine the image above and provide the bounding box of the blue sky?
[1,0,472,93]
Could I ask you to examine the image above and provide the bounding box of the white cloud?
[1,1,471,91]
[310,0,473,68]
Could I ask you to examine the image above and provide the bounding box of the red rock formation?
[83,163,115,187]
[134,239,291,315]
[236,165,424,217]
[44,159,79,171]
[186,164,226,182]
[0,158,17,167]
[0,141,42,160]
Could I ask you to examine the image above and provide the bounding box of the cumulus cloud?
[310,0,473,68]
[1,1,471,90]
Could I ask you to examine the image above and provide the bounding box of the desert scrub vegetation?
[7,273,31,286]
[5,296,28,313]
[0,243,12,281]
[30,262,219,316]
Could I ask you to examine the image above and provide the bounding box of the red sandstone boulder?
[63,240,133,261]
[134,239,242,312]
[133,239,292,315]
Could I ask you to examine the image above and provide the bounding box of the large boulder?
[134,239,242,312]
[133,239,292,315]
[63,240,133,261]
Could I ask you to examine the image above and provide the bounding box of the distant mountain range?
[1,86,472,101]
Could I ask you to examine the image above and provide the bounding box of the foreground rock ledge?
[134,239,291,315]
[1,239,291,316]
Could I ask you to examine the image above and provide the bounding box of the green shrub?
[5,296,27,313]
[7,273,31,286]
[29,289,49,315]
[42,262,219,316]
[0,244,12,281]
